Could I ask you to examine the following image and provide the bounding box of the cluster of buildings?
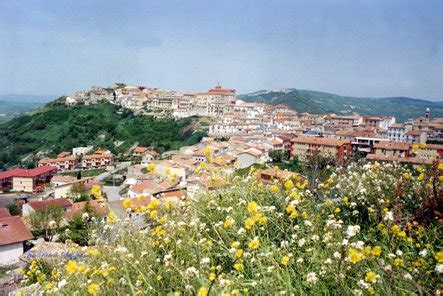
[37,149,114,172]
[66,84,237,118]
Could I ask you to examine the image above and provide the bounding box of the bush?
[19,162,441,295]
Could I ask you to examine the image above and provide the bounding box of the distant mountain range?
[239,89,443,122]
[0,95,58,123]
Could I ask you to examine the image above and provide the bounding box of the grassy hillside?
[0,100,207,169]
[239,89,443,122]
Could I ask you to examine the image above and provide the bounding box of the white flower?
[82,212,89,220]
[237,227,246,235]
[296,258,304,264]
[346,225,360,238]
[436,264,443,274]
[298,238,306,247]
[306,272,318,283]
[325,258,332,264]
[58,279,67,288]
[383,211,394,222]
[419,249,427,257]
[333,252,341,259]
[200,257,210,265]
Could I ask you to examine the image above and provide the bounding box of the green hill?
[239,89,443,122]
[0,99,207,169]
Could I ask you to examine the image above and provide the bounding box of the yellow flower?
[150,210,158,220]
[365,271,377,283]
[147,163,155,172]
[248,238,260,249]
[281,256,290,266]
[290,210,299,218]
[286,204,296,214]
[420,143,426,149]
[198,287,208,296]
[348,248,364,264]
[107,211,117,224]
[245,217,255,230]
[88,283,100,295]
[343,196,349,205]
[402,172,411,180]
[66,260,78,274]
[270,184,279,193]
[435,251,443,263]
[284,179,294,190]
[148,199,159,210]
[235,249,244,259]
[231,241,240,248]
[247,201,258,213]
[334,207,341,213]
[289,191,300,200]
[412,144,419,152]
[209,272,216,281]
[122,198,132,209]
[233,262,244,272]
[372,246,382,257]
[417,173,424,181]
[394,258,404,267]
[156,275,162,281]
[438,163,443,170]
[224,218,234,229]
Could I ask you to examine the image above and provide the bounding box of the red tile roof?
[0,166,57,180]
[291,136,351,147]
[66,200,109,220]
[0,208,11,219]
[0,216,33,246]
[28,198,72,211]
[373,141,410,151]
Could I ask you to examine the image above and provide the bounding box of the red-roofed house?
[0,166,57,193]
[22,198,72,216]
[0,216,33,265]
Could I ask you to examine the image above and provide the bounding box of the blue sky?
[0,0,442,100]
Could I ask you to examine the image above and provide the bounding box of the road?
[94,161,131,182]
[103,185,125,202]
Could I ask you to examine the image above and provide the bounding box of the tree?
[69,182,88,202]
[29,205,65,242]
[77,171,82,180]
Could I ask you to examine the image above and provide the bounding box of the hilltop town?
[0,84,442,294]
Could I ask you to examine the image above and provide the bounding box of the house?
[133,146,149,157]
[0,166,57,193]
[53,177,98,199]
[404,130,427,143]
[370,141,410,158]
[72,146,94,157]
[38,153,77,171]
[82,150,114,168]
[0,216,33,266]
[65,199,109,221]
[237,148,264,169]
[22,198,72,216]
[290,136,352,163]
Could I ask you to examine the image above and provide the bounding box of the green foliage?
[29,205,65,242]
[6,203,21,216]
[0,101,207,168]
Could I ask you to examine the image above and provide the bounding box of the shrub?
[19,162,441,295]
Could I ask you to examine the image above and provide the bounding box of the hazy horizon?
[1,0,442,100]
